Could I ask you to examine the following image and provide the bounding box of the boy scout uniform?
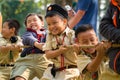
[0,34,22,80]
[41,27,79,80]
[99,58,120,80]
[77,50,120,80]
[10,29,51,80]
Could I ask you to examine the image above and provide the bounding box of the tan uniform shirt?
[77,51,120,80]
[41,27,79,80]
[43,27,77,67]
[0,35,22,64]
[99,58,120,80]
[77,51,92,80]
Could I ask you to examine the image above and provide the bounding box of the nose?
[87,41,93,45]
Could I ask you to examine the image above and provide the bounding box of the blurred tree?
[0,0,5,33]
[1,0,51,36]
[54,0,73,7]
[0,0,110,36]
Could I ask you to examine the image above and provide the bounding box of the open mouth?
[31,26,37,30]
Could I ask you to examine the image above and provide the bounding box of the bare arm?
[45,45,69,59]
[0,45,22,53]
[86,42,110,72]
[68,10,85,29]
[34,42,44,50]
[86,51,104,72]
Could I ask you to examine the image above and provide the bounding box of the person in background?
[10,13,51,80]
[68,0,98,33]
[0,19,22,80]
[99,0,120,76]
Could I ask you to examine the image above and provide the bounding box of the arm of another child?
[34,42,44,50]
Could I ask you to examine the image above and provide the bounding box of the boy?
[99,0,120,74]
[0,19,22,80]
[10,13,51,80]
[41,4,79,80]
[75,24,111,80]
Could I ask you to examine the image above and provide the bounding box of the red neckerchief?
[55,34,66,70]
[111,0,120,27]
[26,28,45,42]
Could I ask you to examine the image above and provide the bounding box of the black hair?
[24,13,43,26]
[5,19,20,35]
[75,24,94,38]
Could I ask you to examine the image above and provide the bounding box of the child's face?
[26,15,43,30]
[2,22,14,39]
[46,15,67,35]
[77,30,98,54]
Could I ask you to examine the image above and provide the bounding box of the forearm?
[87,53,104,72]
[0,46,10,53]
[45,49,62,59]
[0,45,21,53]
[34,42,43,50]
[68,10,85,29]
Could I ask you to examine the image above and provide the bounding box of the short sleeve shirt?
[75,0,98,32]
[0,35,22,64]
[99,58,120,80]
[77,51,96,80]
[43,27,77,67]
[77,51,120,80]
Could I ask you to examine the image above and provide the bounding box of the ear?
[75,38,79,43]
[63,18,67,25]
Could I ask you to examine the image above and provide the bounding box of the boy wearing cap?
[41,4,79,80]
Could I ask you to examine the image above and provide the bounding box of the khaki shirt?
[99,58,120,80]
[0,35,22,64]
[43,27,77,67]
[77,51,120,80]
[77,51,92,80]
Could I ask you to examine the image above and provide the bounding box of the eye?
[90,38,95,42]
[27,20,31,24]
[47,24,50,26]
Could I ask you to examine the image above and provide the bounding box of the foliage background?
[0,0,109,36]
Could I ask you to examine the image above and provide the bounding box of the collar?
[48,27,71,37]
[26,28,45,33]
[111,0,120,10]
[80,49,96,59]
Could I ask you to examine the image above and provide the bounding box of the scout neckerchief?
[9,36,18,63]
[55,34,66,69]
[27,28,45,43]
